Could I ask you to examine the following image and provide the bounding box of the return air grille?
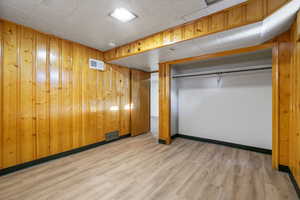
[105,131,120,141]
[89,58,105,71]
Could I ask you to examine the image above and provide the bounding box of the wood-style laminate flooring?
[0,134,297,200]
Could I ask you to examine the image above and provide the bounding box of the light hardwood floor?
[0,134,297,200]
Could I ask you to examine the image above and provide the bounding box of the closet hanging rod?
[172,66,272,79]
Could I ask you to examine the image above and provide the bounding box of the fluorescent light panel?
[110,8,137,22]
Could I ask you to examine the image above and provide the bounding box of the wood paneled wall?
[158,63,171,144]
[104,0,290,61]
[289,15,300,186]
[0,20,138,169]
[131,69,150,136]
[269,31,293,167]
[273,32,292,166]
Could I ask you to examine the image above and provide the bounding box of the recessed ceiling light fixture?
[108,41,116,47]
[110,8,137,23]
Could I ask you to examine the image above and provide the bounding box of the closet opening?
[169,48,274,157]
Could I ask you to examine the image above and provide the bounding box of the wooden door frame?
[158,43,279,169]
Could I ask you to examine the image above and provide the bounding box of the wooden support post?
[159,63,171,144]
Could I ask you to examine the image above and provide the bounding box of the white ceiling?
[110,0,299,71]
[0,0,245,51]
[172,49,272,75]
[111,22,264,71]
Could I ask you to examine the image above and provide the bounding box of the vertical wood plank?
[131,69,139,136]
[72,44,83,148]
[96,53,105,141]
[297,11,300,42]
[159,63,171,144]
[292,19,300,182]
[140,70,150,134]
[246,0,264,22]
[289,24,296,175]
[153,33,162,48]
[61,40,73,150]
[0,20,3,169]
[194,17,209,37]
[103,64,110,135]
[131,69,150,136]
[183,23,194,40]
[210,12,226,33]
[172,28,183,43]
[19,26,36,163]
[81,46,87,145]
[112,65,120,132]
[272,43,279,169]
[36,32,50,159]
[163,30,172,45]
[289,22,300,181]
[277,32,291,166]
[228,5,244,27]
[86,48,98,144]
[2,22,18,167]
[119,67,131,136]
[49,37,61,154]
[103,64,120,134]
[296,41,300,183]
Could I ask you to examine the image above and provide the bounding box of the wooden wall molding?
[104,0,290,62]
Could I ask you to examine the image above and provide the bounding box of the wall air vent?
[89,58,105,71]
[105,131,120,141]
[205,0,223,6]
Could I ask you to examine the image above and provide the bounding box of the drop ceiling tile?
[0,0,245,50]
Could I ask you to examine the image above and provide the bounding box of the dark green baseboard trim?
[171,134,178,139]
[173,134,272,155]
[131,132,148,137]
[158,139,167,144]
[0,133,131,176]
[279,165,300,199]
[279,164,290,173]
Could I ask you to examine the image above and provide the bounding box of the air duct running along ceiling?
[260,0,300,42]
[110,0,300,72]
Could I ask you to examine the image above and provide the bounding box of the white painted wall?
[151,73,159,137]
[175,70,272,149]
[171,68,179,136]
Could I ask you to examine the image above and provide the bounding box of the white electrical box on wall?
[89,58,105,71]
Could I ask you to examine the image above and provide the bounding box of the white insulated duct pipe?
[111,0,300,71]
[260,0,300,42]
